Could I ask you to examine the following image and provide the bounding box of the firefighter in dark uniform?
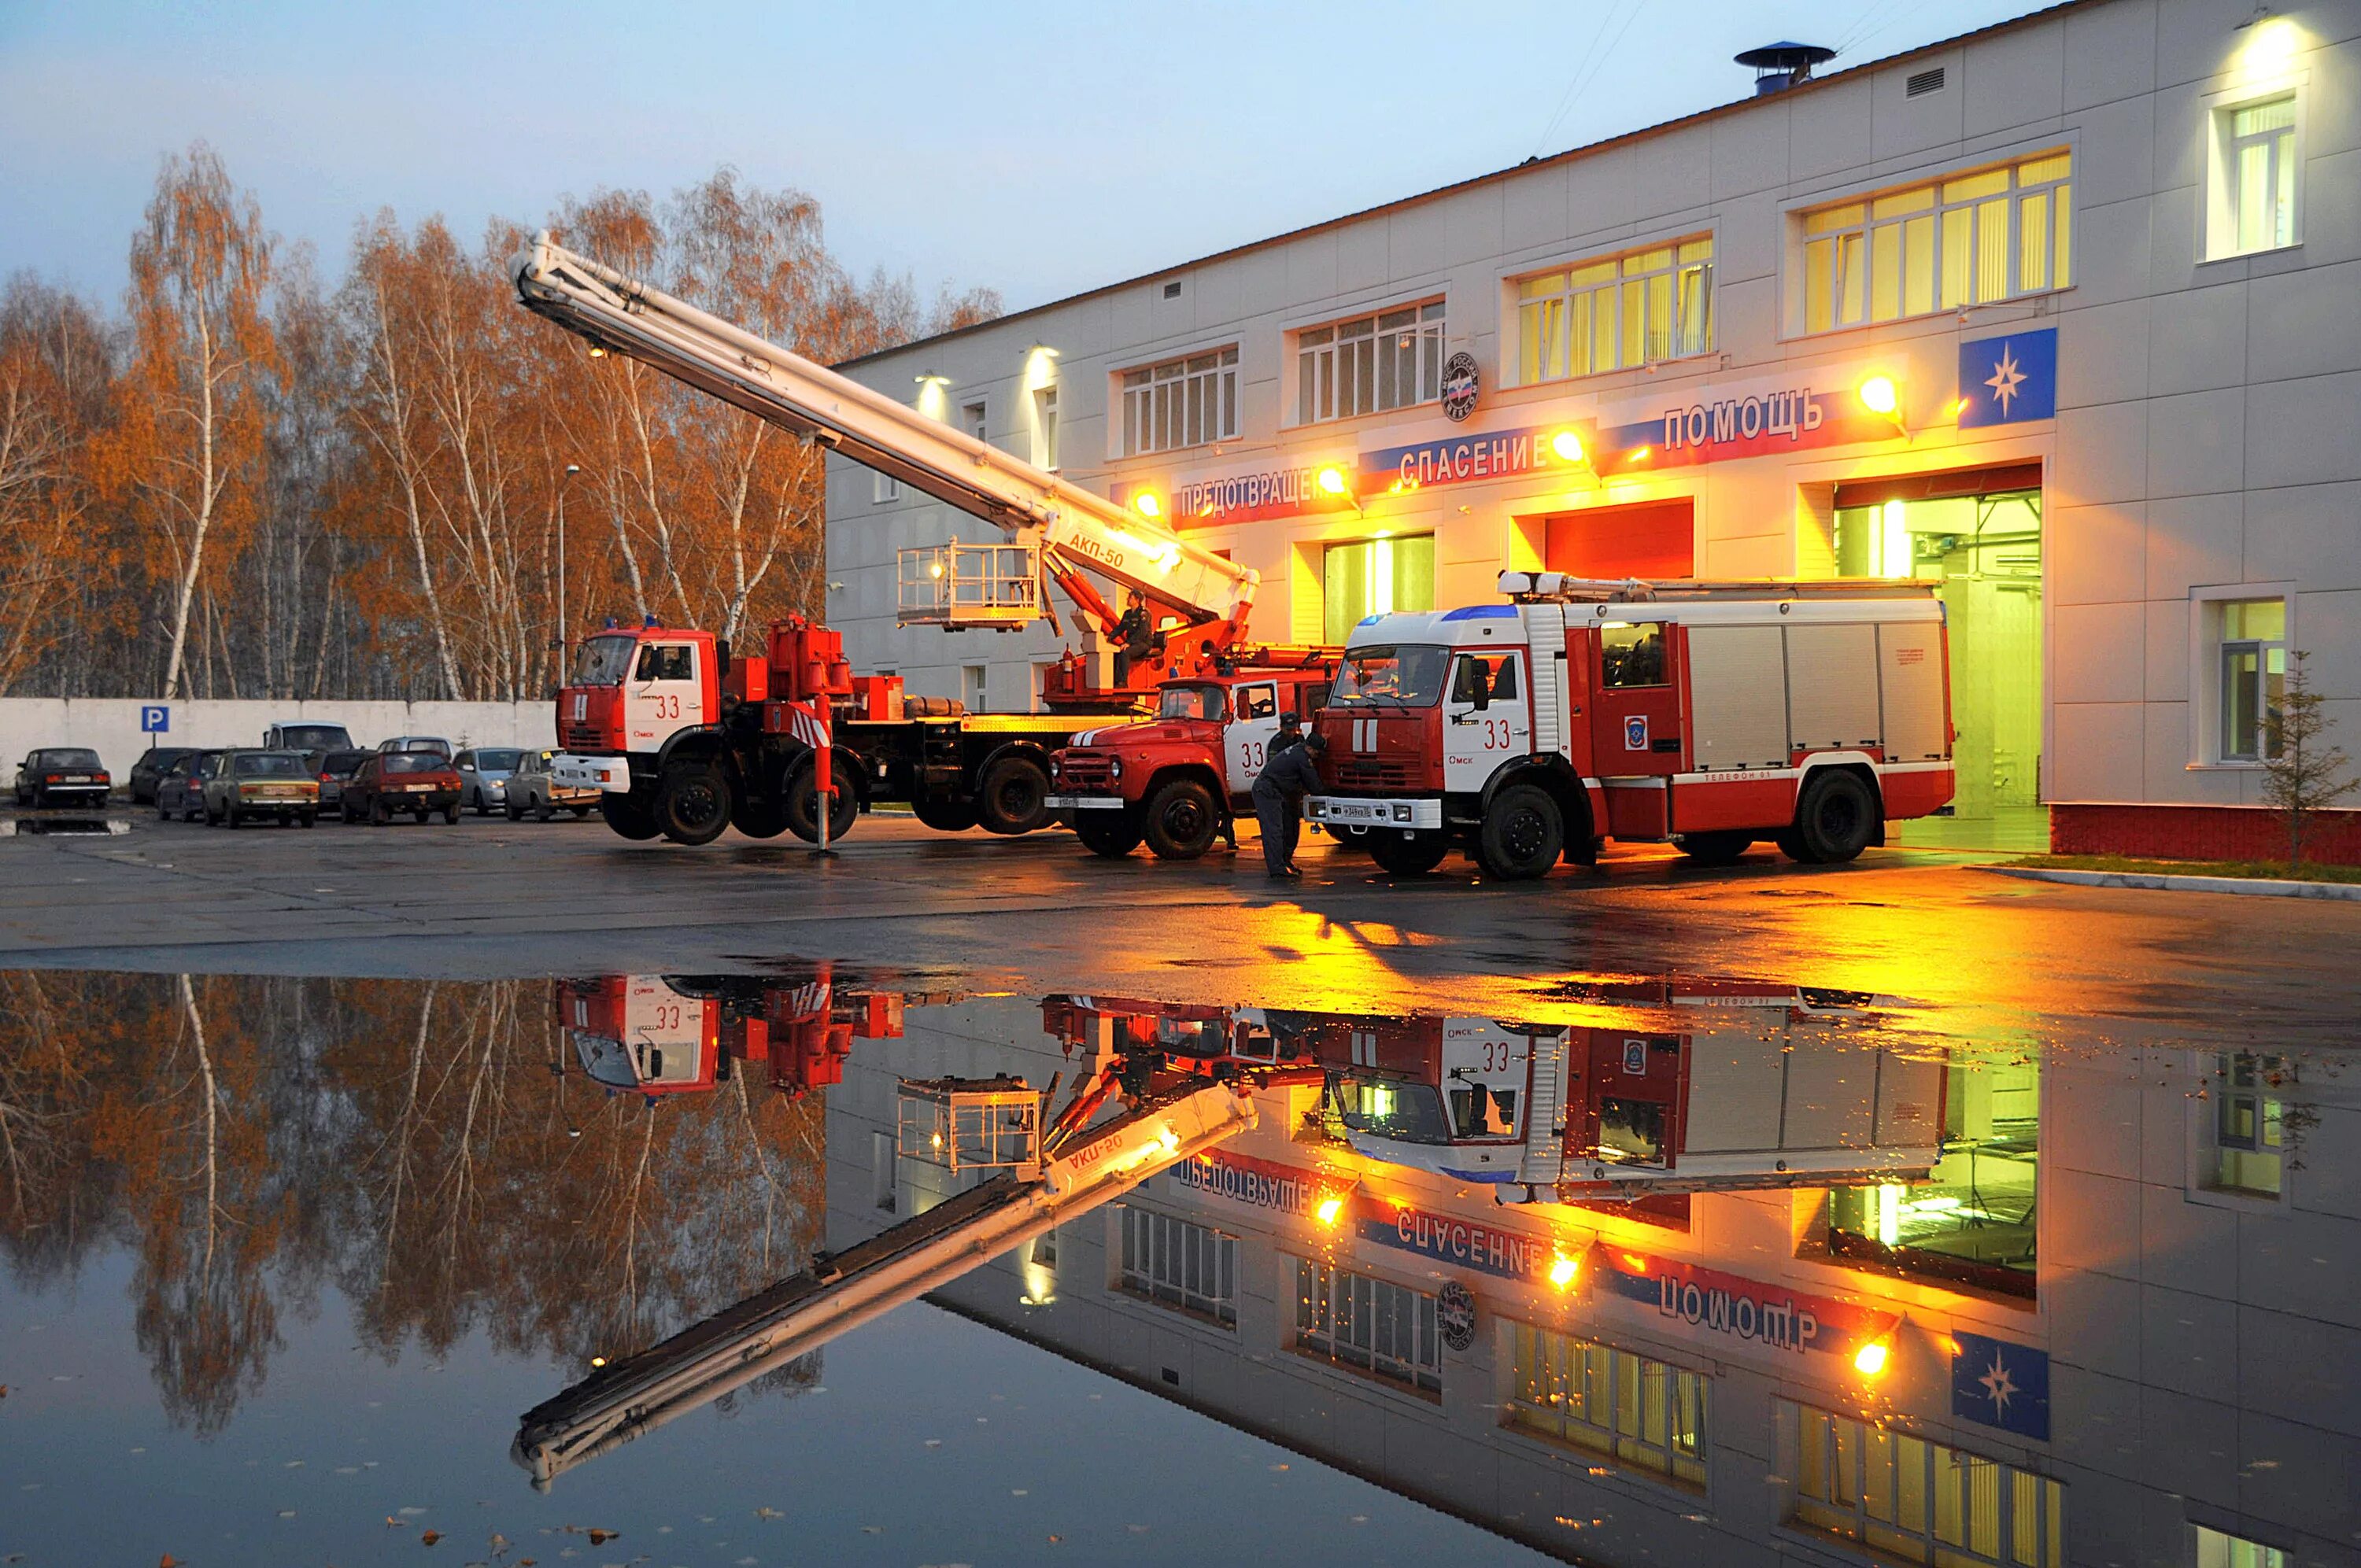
[1251,730,1327,878]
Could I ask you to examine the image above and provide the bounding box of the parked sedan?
[155,751,226,822]
[201,750,320,828]
[13,747,112,810]
[504,749,600,821]
[314,748,371,813]
[342,751,464,824]
[128,746,198,805]
[377,735,454,761]
[455,747,527,814]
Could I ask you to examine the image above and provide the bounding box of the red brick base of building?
[2050,802,2361,865]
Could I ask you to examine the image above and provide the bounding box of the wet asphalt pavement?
[3,808,2354,1050]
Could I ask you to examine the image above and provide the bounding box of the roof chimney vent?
[1735,41,1836,96]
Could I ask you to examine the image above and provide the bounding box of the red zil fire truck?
[1306,571,1956,878]
[1045,662,1337,859]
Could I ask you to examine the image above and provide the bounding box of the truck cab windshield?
[1329,1072,1520,1144]
[1156,684,1224,721]
[571,634,639,687]
[1327,1075,1454,1145]
[1328,646,1448,708]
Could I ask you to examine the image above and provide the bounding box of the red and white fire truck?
[512,236,1341,845]
[1044,662,1337,859]
[1300,984,1945,1203]
[1306,571,1956,878]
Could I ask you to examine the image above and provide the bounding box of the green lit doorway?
[1834,467,2044,836]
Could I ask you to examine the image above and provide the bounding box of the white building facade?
[821,989,2358,1566]
[826,0,2361,860]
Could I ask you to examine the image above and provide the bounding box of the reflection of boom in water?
[512,1074,1256,1489]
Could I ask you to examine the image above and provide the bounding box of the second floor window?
[1801,150,2071,334]
[1298,301,1445,423]
[1121,346,1238,455]
[2216,94,2299,255]
[1517,238,1713,383]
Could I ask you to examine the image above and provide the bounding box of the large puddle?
[1,969,2348,1566]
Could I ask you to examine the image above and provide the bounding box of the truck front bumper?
[553,754,631,794]
[1044,793,1126,811]
[1306,795,1442,831]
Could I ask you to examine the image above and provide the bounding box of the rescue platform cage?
[897,544,1040,630]
[896,1075,1044,1175]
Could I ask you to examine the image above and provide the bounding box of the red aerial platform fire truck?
[1306,570,1956,879]
[511,236,1339,846]
[553,969,904,1103]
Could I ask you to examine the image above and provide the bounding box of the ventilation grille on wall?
[1906,67,1946,98]
[1162,280,1182,299]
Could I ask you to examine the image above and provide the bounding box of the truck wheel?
[1142,779,1219,860]
[975,755,1051,835]
[1367,829,1450,875]
[730,796,791,839]
[1075,810,1144,859]
[1676,831,1753,865]
[600,790,663,841]
[782,760,860,843]
[911,795,979,832]
[1479,785,1563,880]
[1790,770,1879,864]
[656,762,732,846]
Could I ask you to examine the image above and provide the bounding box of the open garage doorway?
[1832,463,2045,851]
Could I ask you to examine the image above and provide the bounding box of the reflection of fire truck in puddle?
[1040,985,1945,1205]
[554,969,907,1102]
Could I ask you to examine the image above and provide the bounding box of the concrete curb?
[1986,865,2361,902]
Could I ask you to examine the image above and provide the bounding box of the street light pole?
[556,463,581,663]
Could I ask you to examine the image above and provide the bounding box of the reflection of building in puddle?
[8,817,129,836]
[519,976,2358,1568]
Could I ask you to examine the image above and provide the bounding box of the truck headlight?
[1108,757,1122,780]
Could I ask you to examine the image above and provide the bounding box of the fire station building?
[826,0,2361,859]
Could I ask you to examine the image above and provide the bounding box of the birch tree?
[103,144,279,698]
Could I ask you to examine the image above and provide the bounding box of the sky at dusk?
[2,0,2052,312]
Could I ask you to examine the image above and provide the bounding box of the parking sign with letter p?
[140,705,169,734]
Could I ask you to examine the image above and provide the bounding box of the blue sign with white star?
[1956,328,2056,428]
[1950,1330,2049,1439]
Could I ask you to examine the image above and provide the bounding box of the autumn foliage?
[0,141,998,700]
[0,971,827,1436]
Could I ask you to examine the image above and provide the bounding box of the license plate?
[61,775,94,783]
[1044,794,1124,810]
[401,784,430,792]
[1318,800,1395,823]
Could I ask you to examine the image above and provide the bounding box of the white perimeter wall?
[0,699,558,778]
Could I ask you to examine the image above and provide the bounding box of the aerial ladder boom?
[512,235,1256,644]
[511,1072,1255,1488]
